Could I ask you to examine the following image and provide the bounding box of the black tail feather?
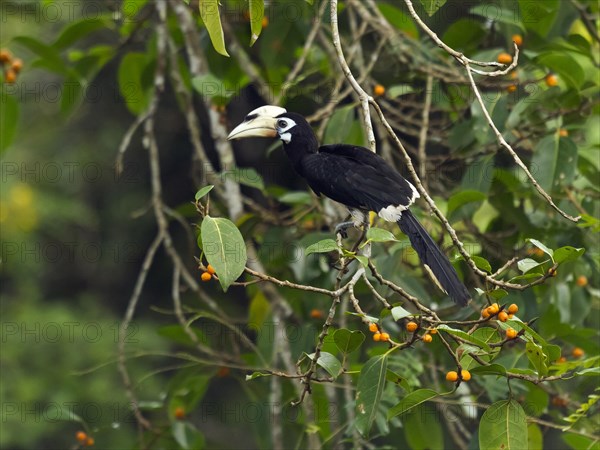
[398,210,470,306]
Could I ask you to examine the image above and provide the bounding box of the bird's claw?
[334,221,353,239]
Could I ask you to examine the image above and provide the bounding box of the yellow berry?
[4,69,16,83]
[548,267,557,277]
[497,52,512,64]
[498,311,508,322]
[309,309,324,319]
[572,347,584,358]
[76,431,88,442]
[508,303,519,314]
[201,271,212,282]
[512,34,523,47]
[373,84,385,96]
[174,406,185,420]
[575,275,588,287]
[369,323,378,333]
[422,333,433,343]
[507,84,517,93]
[506,328,518,339]
[429,328,437,334]
[490,303,500,314]
[11,58,22,73]
[373,332,381,342]
[556,356,567,364]
[380,332,390,342]
[0,49,12,63]
[446,371,458,382]
[206,264,216,275]
[482,308,490,319]
[85,437,95,447]
[261,16,269,27]
[461,369,471,381]
[406,321,418,332]
[558,129,568,137]
[507,313,514,319]
[545,74,558,87]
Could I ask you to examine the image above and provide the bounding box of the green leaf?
[528,424,543,450]
[54,16,112,50]
[248,0,264,46]
[518,0,559,37]
[278,191,312,205]
[472,256,492,274]
[479,400,528,450]
[195,185,214,201]
[0,94,18,153]
[526,342,549,376]
[386,84,416,98]
[553,246,585,264]
[419,0,447,16]
[307,352,342,378]
[199,0,229,56]
[488,289,509,301]
[366,227,398,243]
[333,329,365,355]
[437,325,492,352]
[305,239,338,256]
[537,51,584,89]
[391,306,412,321]
[248,292,270,330]
[13,36,68,75]
[191,73,227,100]
[404,404,444,450]
[201,216,247,292]
[530,135,578,194]
[469,364,507,376]
[377,4,418,38]
[517,258,545,274]
[323,105,355,145]
[527,238,554,257]
[355,255,369,267]
[171,421,205,450]
[447,190,486,215]
[387,389,438,419]
[355,354,388,437]
[118,52,152,115]
[470,5,525,29]
[223,167,264,191]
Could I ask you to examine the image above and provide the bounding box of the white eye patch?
[276,118,297,134]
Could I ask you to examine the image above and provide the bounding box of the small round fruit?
[380,332,390,342]
[556,356,567,364]
[575,275,588,287]
[506,328,518,339]
[498,311,508,322]
[497,52,512,64]
[507,313,514,319]
[482,308,490,319]
[422,333,433,343]
[558,129,568,137]
[0,49,11,63]
[406,321,418,333]
[206,264,216,275]
[572,347,584,358]
[76,431,88,442]
[461,369,471,381]
[11,58,23,73]
[369,323,378,333]
[4,69,16,83]
[512,34,523,46]
[545,73,558,87]
[508,303,519,314]
[373,332,382,342]
[429,328,437,334]
[446,371,458,382]
[85,437,95,447]
[261,16,269,27]
[174,406,185,420]
[310,309,324,319]
[373,84,385,96]
[548,267,557,277]
[507,84,517,93]
[201,271,212,282]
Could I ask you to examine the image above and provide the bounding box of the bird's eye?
[277,119,288,129]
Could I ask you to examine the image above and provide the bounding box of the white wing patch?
[377,181,420,222]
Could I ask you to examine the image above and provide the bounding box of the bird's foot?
[334,221,354,239]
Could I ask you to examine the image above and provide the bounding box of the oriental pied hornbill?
[228,105,471,306]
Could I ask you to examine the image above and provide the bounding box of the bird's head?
[227,105,312,146]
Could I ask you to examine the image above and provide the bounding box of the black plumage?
[228,106,471,306]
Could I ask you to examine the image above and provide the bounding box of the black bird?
[228,105,471,306]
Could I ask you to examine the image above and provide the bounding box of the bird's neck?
[282,131,319,172]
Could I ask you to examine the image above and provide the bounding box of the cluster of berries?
[75,431,94,447]
[200,264,216,282]
[0,49,22,84]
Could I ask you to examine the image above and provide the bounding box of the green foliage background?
[1,0,598,449]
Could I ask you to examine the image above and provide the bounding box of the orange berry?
[309,309,324,319]
[76,431,88,442]
[572,347,584,358]
[206,264,216,275]
[508,303,519,314]
[552,396,568,407]
[373,84,385,96]
[533,248,545,257]
[422,333,433,343]
[429,328,437,334]
[545,73,559,87]
[201,271,212,282]
[0,49,11,63]
[512,34,523,47]
[548,267,557,277]
[507,313,514,319]
[558,129,568,137]
[369,322,378,333]
[85,437,95,447]
[174,406,185,420]
[380,332,390,342]
[498,311,508,322]
[507,84,517,93]
[482,308,490,319]
[4,69,16,83]
[556,356,567,364]
[506,328,518,339]
[373,332,382,342]
[261,16,269,27]
[446,371,458,382]
[406,321,418,333]
[497,52,512,64]
[11,58,22,73]
[461,369,471,381]
[575,275,588,287]
[510,70,518,80]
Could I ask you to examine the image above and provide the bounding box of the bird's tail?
[398,210,470,306]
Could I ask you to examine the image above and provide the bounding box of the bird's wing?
[299,145,417,213]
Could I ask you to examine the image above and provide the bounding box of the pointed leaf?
[391,306,412,321]
[437,325,491,352]
[526,342,549,377]
[479,400,527,450]
[553,246,585,264]
[195,185,214,201]
[248,0,264,46]
[355,354,388,437]
[366,227,398,243]
[527,238,553,257]
[387,389,439,419]
[305,239,338,256]
[201,216,247,292]
[419,0,447,16]
[199,0,229,56]
[333,329,365,355]
[307,352,342,378]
